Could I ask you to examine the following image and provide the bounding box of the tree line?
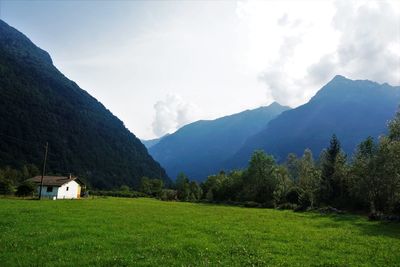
[1,110,399,218]
[0,164,40,197]
[143,110,400,217]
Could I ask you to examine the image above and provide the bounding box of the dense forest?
[144,110,400,217]
[0,20,170,189]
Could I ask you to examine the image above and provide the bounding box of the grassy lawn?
[0,197,399,266]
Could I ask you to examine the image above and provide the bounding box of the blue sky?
[1,0,399,139]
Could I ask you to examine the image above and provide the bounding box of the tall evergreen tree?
[319,135,348,206]
[175,173,191,201]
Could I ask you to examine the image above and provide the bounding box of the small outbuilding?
[27,175,85,199]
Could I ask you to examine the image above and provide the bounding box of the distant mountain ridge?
[141,134,170,149]
[228,75,400,168]
[0,20,170,188]
[149,102,290,180]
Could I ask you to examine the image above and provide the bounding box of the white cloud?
[238,0,400,107]
[152,94,201,137]
[332,0,400,84]
[237,0,339,106]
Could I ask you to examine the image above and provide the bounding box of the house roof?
[26,176,84,187]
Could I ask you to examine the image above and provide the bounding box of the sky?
[1,0,399,139]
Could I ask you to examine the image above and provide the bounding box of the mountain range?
[148,75,400,180]
[0,20,170,189]
[148,103,290,180]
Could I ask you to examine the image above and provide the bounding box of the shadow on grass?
[194,201,400,240]
[306,212,400,240]
[194,200,273,210]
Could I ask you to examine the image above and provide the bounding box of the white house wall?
[57,180,80,199]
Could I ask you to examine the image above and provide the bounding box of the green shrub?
[159,189,178,201]
[277,203,298,210]
[0,178,14,195]
[15,181,35,197]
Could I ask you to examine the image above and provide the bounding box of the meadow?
[0,197,399,267]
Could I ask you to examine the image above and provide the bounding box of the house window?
[46,186,53,192]
[66,187,69,191]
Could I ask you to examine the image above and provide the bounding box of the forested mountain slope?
[0,20,170,188]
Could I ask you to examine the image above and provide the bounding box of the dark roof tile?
[26,176,84,186]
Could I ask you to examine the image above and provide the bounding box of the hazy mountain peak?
[310,75,394,103]
[332,74,348,81]
[141,134,170,149]
[268,101,286,108]
[322,75,354,90]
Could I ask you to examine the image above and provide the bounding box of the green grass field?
[0,198,399,266]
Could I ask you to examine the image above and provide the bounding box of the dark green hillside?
[229,75,400,168]
[0,20,170,188]
[149,102,289,180]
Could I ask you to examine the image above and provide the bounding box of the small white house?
[27,175,85,199]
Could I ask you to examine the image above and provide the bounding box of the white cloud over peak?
[332,0,400,83]
[152,94,201,137]
[238,0,400,107]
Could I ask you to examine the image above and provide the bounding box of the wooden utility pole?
[39,142,48,200]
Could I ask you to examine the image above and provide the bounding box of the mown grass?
[0,197,399,266]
